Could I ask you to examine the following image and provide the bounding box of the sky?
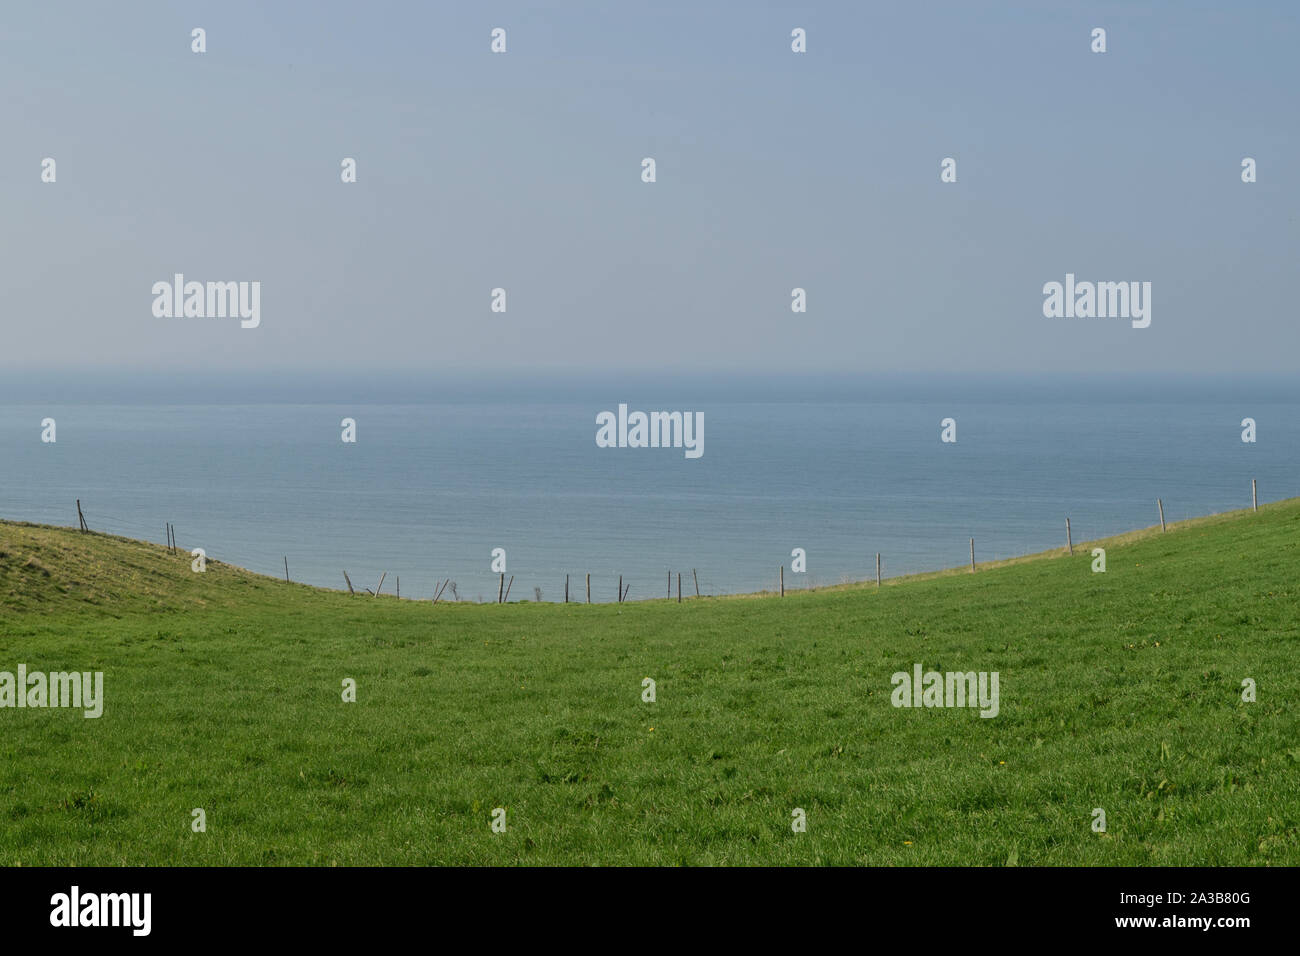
[1,1,1297,381]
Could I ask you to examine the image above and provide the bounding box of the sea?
[0,373,1294,603]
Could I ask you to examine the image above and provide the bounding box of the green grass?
[1,501,1298,866]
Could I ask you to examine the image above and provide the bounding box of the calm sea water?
[1,388,1294,602]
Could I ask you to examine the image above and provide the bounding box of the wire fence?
[35,479,1270,605]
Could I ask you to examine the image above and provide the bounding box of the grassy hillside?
[1,502,1298,865]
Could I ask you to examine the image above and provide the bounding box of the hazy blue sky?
[2,1,1296,378]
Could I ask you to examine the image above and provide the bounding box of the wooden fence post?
[693,569,699,598]
[970,538,975,572]
[780,565,784,597]
[1252,478,1258,512]
[76,499,87,533]
[499,573,505,604]
[618,575,623,603]
[1158,498,1166,532]
[284,556,290,582]
[677,572,682,603]
[667,570,671,599]
[586,573,590,603]
[1066,518,1073,556]
[876,552,881,586]
[343,571,354,595]
[503,575,513,602]
[565,574,569,603]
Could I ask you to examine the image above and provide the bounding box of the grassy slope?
[1,502,1298,866]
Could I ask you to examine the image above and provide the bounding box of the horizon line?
[0,368,1295,404]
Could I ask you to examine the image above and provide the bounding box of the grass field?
[2,500,1298,866]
